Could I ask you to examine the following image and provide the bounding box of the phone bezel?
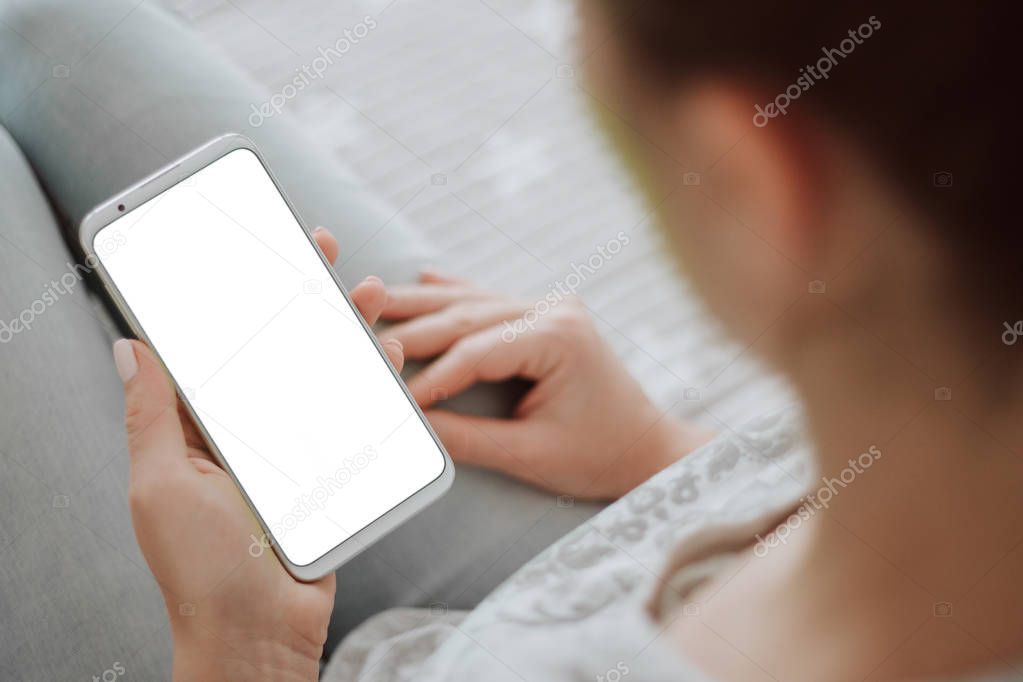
[79,133,454,582]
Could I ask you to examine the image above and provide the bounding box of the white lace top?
[322,408,1019,681]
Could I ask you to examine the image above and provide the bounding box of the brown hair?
[599,2,1014,322]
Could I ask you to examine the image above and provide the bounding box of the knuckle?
[444,342,475,371]
[464,331,500,358]
[129,471,187,515]
[128,476,158,515]
[446,305,479,334]
[547,301,593,341]
[123,402,149,444]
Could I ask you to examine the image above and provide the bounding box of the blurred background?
[166,0,793,430]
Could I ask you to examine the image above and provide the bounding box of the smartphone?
[80,134,453,581]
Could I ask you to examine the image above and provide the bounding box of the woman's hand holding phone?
[379,272,713,501]
[116,230,706,680]
[115,228,400,682]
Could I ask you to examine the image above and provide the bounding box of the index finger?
[406,325,554,407]
[380,284,487,320]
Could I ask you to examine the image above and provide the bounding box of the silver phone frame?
[79,133,454,582]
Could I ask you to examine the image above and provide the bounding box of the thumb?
[113,339,188,476]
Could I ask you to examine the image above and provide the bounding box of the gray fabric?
[0,122,172,682]
[0,0,427,284]
[0,1,601,678]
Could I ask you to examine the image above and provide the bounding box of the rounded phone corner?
[278,554,332,583]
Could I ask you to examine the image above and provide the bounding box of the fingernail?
[365,275,383,285]
[385,338,404,352]
[313,226,328,236]
[113,339,138,384]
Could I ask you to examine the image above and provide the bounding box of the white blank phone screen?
[94,148,446,567]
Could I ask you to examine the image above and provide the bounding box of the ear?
[671,83,823,270]
[637,83,821,345]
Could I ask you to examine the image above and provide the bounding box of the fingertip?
[113,339,138,384]
[116,339,165,386]
[419,268,469,286]
[351,276,389,325]
[418,267,449,284]
[358,279,387,306]
[407,378,437,409]
[404,375,426,405]
[422,407,447,435]
[120,340,174,398]
[118,339,187,464]
[421,409,469,462]
[128,338,161,370]
[312,227,339,264]
[382,338,404,372]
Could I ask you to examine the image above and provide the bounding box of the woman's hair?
[599,2,1013,323]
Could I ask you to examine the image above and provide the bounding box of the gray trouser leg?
[0,0,429,285]
[0,123,171,681]
[0,1,602,676]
